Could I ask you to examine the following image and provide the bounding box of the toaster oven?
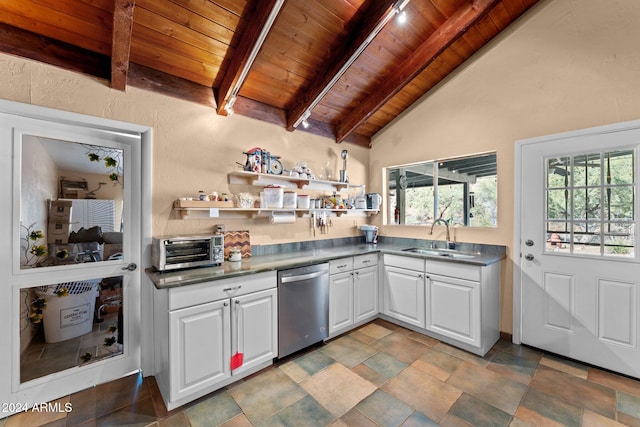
[152,235,224,271]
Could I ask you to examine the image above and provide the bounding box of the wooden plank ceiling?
[0,0,538,147]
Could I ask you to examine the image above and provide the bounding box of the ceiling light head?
[224,95,236,116]
[397,10,407,24]
[395,0,411,12]
[296,110,312,129]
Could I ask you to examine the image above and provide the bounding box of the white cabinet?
[154,271,277,410]
[425,260,500,356]
[426,274,481,347]
[329,270,354,335]
[383,264,426,328]
[382,254,500,356]
[328,254,378,337]
[232,288,278,376]
[354,265,378,322]
[169,299,231,402]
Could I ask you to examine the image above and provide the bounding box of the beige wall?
[370,0,640,333]
[2,0,640,335]
[0,53,371,247]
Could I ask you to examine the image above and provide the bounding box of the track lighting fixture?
[292,0,411,129]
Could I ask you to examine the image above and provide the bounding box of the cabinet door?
[329,271,354,335]
[383,266,425,328]
[232,288,278,375]
[426,273,480,347]
[169,299,231,401]
[354,265,378,322]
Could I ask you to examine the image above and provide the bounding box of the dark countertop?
[147,241,506,290]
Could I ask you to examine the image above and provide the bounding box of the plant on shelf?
[20,222,47,267]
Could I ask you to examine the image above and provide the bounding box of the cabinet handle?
[223,302,229,307]
[362,259,371,264]
[223,285,242,291]
[338,264,348,269]
[235,300,240,304]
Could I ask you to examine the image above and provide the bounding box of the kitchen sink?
[401,247,475,259]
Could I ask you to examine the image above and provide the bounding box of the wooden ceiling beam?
[335,0,501,143]
[234,96,370,147]
[0,22,110,80]
[286,0,397,132]
[215,0,285,116]
[111,0,135,91]
[127,63,216,108]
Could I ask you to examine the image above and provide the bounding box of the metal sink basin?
[401,247,475,260]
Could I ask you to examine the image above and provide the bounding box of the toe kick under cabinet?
[153,271,278,410]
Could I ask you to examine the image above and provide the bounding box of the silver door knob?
[121,263,137,271]
[524,254,534,261]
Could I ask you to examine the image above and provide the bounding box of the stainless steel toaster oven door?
[163,239,212,267]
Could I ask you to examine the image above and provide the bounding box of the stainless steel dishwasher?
[278,263,329,358]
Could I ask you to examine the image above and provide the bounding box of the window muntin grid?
[545,150,635,258]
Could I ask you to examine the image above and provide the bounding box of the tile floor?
[20,311,123,383]
[4,318,640,426]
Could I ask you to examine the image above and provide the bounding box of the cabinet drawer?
[169,271,277,311]
[354,253,378,269]
[383,254,424,271]
[425,261,480,282]
[330,257,354,275]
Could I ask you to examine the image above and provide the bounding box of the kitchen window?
[386,152,497,228]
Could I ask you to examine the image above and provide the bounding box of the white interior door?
[0,101,151,417]
[518,122,640,378]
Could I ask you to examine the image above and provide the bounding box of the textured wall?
[370,0,640,333]
[0,54,371,246]
[3,0,640,335]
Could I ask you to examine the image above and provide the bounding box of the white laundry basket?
[37,279,100,343]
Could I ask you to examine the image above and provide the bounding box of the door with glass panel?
[0,108,144,414]
[519,124,640,378]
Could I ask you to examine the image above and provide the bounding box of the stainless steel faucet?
[429,218,452,247]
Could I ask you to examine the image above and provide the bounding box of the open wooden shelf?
[228,171,363,191]
[173,171,377,220]
[172,202,378,220]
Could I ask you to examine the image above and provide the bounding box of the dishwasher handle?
[280,270,327,283]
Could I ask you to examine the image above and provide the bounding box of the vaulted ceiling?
[0,0,538,147]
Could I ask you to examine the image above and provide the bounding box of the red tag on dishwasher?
[230,352,244,370]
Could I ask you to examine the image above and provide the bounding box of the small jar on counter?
[229,248,242,262]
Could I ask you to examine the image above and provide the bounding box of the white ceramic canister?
[263,186,284,208]
[297,194,310,209]
[283,191,297,209]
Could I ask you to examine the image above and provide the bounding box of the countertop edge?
[147,244,506,290]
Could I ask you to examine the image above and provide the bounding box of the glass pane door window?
[545,150,635,257]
